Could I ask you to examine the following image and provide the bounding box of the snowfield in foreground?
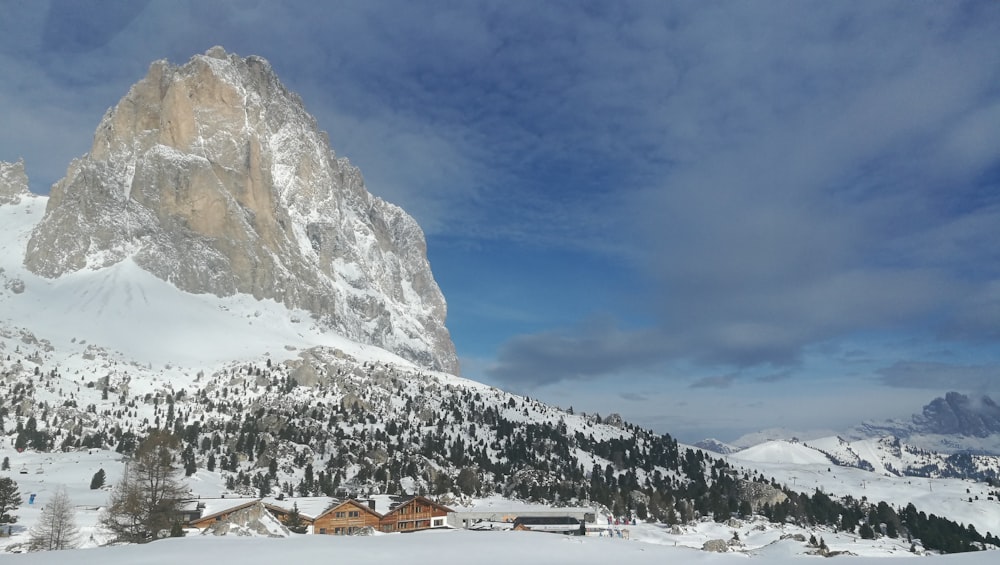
[0,530,996,565]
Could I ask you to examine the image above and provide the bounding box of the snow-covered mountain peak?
[20,47,458,374]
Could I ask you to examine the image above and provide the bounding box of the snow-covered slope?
[1,195,427,373]
[731,440,832,466]
[727,439,1000,538]
[0,507,997,563]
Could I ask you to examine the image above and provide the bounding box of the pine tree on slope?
[0,477,22,525]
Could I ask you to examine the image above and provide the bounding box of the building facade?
[313,499,382,535]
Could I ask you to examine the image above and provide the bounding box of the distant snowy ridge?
[715,392,1000,466]
[693,438,738,455]
[19,46,457,374]
[727,436,1000,484]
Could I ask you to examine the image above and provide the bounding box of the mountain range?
[851,392,1000,451]
[698,391,1000,455]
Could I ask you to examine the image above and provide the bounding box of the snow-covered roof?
[261,496,337,519]
[192,497,261,522]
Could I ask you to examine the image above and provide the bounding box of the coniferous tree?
[169,522,186,537]
[286,502,307,534]
[0,477,22,524]
[456,467,481,496]
[90,468,106,490]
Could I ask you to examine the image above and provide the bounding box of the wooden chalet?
[313,499,382,535]
[379,495,451,533]
[312,496,453,535]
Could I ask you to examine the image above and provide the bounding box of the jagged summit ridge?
[913,392,1000,438]
[22,47,458,374]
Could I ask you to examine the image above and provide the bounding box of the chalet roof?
[261,496,338,520]
[455,499,594,515]
[190,498,260,523]
[383,495,453,517]
[368,494,400,515]
[315,498,385,520]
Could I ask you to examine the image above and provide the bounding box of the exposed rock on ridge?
[0,159,30,205]
[23,47,458,374]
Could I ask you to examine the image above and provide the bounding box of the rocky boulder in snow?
[702,539,729,552]
[736,479,788,512]
[23,47,458,374]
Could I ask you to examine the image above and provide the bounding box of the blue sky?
[2,1,1000,442]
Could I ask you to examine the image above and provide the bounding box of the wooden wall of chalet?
[313,500,381,535]
[380,497,450,533]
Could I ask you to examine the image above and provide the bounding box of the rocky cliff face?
[0,159,30,205]
[23,47,458,374]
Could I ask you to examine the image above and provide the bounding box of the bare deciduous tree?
[100,431,189,543]
[28,486,79,551]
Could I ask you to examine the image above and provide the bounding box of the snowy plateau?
[1,49,999,564]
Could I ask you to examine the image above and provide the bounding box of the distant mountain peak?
[912,391,1000,438]
[22,47,458,373]
[693,438,737,454]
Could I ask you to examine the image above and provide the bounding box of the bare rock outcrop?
[0,159,30,205]
[737,479,788,512]
[23,47,458,373]
[703,539,729,552]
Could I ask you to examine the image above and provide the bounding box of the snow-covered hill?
[726,440,1000,537]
